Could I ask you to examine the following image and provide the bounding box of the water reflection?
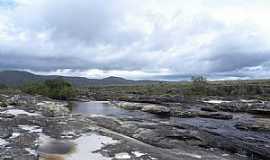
[38,133,117,160]
[72,101,166,121]
[71,101,129,117]
[38,141,75,155]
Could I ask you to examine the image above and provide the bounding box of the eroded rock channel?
[0,93,270,160]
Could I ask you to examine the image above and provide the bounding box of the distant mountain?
[0,70,160,87]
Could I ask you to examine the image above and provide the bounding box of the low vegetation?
[190,76,208,95]
[22,79,76,100]
[2,74,270,101]
[81,76,270,101]
[0,84,8,89]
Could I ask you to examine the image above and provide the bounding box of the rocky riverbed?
[0,93,270,160]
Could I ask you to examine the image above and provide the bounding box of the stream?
[38,101,270,160]
[39,101,160,160]
[72,101,270,147]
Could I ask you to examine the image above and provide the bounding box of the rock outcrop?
[141,104,171,115]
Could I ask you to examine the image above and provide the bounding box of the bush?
[191,76,208,95]
[0,84,8,89]
[22,79,76,100]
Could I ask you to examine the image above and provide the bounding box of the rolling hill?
[0,70,160,87]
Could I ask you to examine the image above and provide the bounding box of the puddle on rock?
[114,152,131,159]
[38,133,118,160]
[203,100,231,104]
[0,109,40,116]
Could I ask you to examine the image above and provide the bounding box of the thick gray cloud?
[0,0,270,80]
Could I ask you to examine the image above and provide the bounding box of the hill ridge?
[0,70,159,86]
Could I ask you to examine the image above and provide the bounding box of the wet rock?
[43,119,84,138]
[0,113,15,119]
[36,101,69,117]
[0,127,12,139]
[0,118,16,128]
[89,116,122,130]
[118,123,139,136]
[1,92,269,160]
[113,101,144,110]
[235,119,270,131]
[11,133,38,147]
[215,101,270,115]
[132,128,170,148]
[14,115,47,127]
[6,95,37,106]
[141,104,170,115]
[200,129,270,160]
[2,156,13,160]
[172,111,197,118]
[198,112,233,120]
[120,95,184,104]
[0,102,7,108]
[134,125,204,149]
[214,102,251,112]
[0,148,37,160]
[201,107,218,112]
[248,108,270,116]
[172,110,233,120]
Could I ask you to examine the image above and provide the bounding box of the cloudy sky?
[0,0,270,80]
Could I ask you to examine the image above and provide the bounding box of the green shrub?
[191,76,208,95]
[22,79,76,100]
[0,84,8,89]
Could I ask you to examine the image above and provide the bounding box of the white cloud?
[28,68,173,80]
[1,0,270,80]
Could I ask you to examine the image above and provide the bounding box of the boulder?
[113,101,144,110]
[36,101,69,117]
[141,104,170,115]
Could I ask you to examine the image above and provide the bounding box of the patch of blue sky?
[0,0,16,8]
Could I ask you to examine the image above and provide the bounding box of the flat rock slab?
[142,104,170,115]
[235,118,270,131]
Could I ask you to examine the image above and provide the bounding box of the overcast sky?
[0,0,270,80]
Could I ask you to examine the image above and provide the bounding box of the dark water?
[38,140,75,154]
[72,101,166,121]
[70,101,270,159]
[72,101,270,140]
[72,101,132,117]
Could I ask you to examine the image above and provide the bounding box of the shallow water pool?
[38,133,118,160]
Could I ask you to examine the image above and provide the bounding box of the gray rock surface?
[141,104,171,115]
[0,93,269,160]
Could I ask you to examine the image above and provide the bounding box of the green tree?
[22,78,76,100]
